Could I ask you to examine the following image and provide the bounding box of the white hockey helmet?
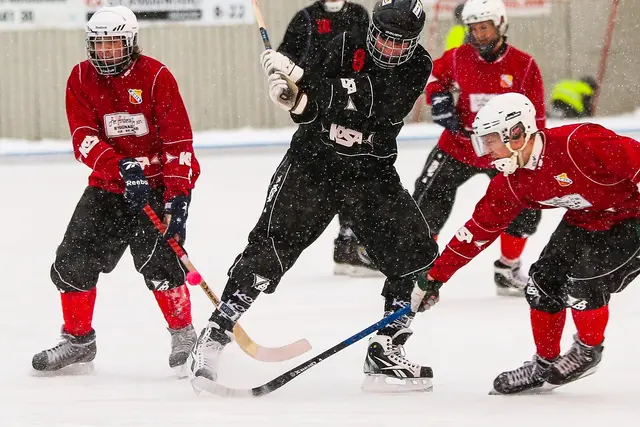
[86,6,139,76]
[472,92,538,175]
[462,0,508,36]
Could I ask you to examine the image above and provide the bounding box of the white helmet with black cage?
[366,0,426,69]
[472,92,538,175]
[86,6,139,76]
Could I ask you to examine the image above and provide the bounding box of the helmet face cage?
[86,33,136,76]
[366,20,420,69]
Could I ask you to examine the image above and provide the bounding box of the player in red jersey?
[32,5,200,376]
[412,0,546,296]
[411,92,640,394]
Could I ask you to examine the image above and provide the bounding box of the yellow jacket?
[445,25,467,51]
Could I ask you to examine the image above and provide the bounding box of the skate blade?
[172,363,189,379]
[334,264,384,278]
[31,361,95,377]
[489,385,553,395]
[361,374,433,393]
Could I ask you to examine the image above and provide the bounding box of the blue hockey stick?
[191,306,411,397]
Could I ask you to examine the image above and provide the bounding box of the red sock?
[572,305,608,346]
[153,284,192,330]
[500,233,528,261]
[61,288,96,337]
[530,308,566,360]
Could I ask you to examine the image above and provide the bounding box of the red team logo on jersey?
[317,19,331,34]
[554,173,573,187]
[352,49,366,72]
[500,74,514,88]
[128,89,143,104]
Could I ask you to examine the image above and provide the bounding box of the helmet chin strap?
[491,137,530,176]
[323,0,345,12]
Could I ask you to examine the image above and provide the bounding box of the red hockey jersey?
[65,55,199,202]
[430,123,640,283]
[426,43,546,168]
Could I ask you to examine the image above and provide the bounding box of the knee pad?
[227,249,284,295]
[565,280,611,311]
[524,276,566,313]
[50,261,98,293]
[143,277,186,292]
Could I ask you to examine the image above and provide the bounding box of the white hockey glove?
[410,273,443,313]
[268,73,308,115]
[260,49,304,83]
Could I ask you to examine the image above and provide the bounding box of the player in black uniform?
[278,0,375,276]
[187,0,437,393]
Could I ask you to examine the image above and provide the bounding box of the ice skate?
[494,259,528,296]
[333,236,383,278]
[491,354,554,395]
[547,335,603,387]
[362,328,433,392]
[32,327,97,375]
[188,321,234,394]
[168,324,197,378]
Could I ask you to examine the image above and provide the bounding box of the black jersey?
[291,31,433,162]
[278,1,370,73]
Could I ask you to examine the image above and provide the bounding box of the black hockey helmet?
[366,0,426,68]
[580,76,598,92]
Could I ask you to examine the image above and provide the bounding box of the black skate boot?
[333,236,382,278]
[362,328,433,392]
[187,321,234,394]
[491,354,554,395]
[32,327,96,374]
[168,324,197,378]
[494,259,527,296]
[547,335,603,387]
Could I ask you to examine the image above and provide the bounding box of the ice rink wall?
[0,0,638,140]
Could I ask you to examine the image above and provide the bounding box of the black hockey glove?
[119,158,149,212]
[410,273,443,313]
[163,193,190,242]
[430,91,468,137]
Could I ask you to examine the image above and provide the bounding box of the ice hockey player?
[278,0,376,277]
[411,92,640,394]
[188,0,437,393]
[32,5,200,376]
[412,0,546,296]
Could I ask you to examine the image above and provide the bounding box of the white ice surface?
[2,131,640,426]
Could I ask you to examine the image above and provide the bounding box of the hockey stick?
[251,0,293,100]
[251,0,273,50]
[143,205,312,362]
[191,306,411,397]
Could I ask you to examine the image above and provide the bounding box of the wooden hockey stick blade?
[191,306,411,397]
[142,205,311,362]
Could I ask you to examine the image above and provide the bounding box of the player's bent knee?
[381,276,413,301]
[524,279,565,313]
[50,262,96,293]
[228,257,284,294]
[565,282,611,311]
